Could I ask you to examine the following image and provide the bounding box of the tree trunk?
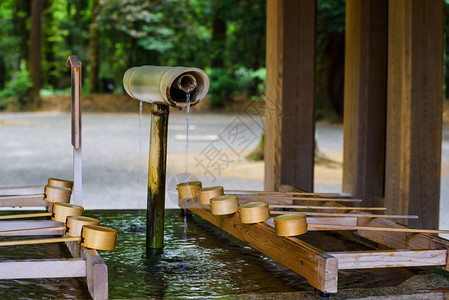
[211,1,227,69]
[14,0,31,65]
[89,0,100,93]
[28,0,45,108]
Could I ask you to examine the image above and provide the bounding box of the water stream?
[185,93,191,183]
[138,101,143,186]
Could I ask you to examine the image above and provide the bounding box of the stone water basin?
[0,209,448,299]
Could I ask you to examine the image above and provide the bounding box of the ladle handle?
[309,224,449,234]
[236,195,361,202]
[226,190,340,196]
[0,194,43,200]
[0,236,80,246]
[0,226,65,235]
[269,204,386,211]
[0,212,51,220]
[0,185,44,191]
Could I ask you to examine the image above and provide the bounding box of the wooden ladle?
[0,202,84,221]
[0,215,99,237]
[0,225,117,251]
[274,213,449,237]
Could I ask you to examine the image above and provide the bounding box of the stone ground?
[0,110,448,231]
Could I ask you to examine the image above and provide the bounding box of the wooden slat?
[0,220,63,235]
[357,217,449,270]
[189,206,338,293]
[66,240,108,300]
[330,250,447,269]
[264,0,316,192]
[0,258,86,279]
[0,196,45,207]
[282,184,449,270]
[265,216,358,228]
[343,0,387,207]
[385,0,443,228]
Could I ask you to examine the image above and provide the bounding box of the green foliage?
[208,67,265,107]
[0,62,32,109]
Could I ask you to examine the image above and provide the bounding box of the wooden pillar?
[264,0,316,192]
[386,0,443,228]
[342,0,388,207]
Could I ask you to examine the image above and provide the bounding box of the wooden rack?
[0,219,108,300]
[187,185,449,294]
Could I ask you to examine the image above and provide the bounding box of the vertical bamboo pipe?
[146,103,169,253]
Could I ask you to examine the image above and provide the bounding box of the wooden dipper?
[0,185,72,205]
[210,195,239,215]
[274,213,449,237]
[65,216,100,236]
[177,181,202,199]
[48,178,74,190]
[239,202,270,224]
[274,213,307,236]
[199,186,224,205]
[0,225,117,251]
[0,215,99,236]
[0,202,84,221]
[44,185,72,203]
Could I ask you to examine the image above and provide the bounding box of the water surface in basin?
[0,209,441,299]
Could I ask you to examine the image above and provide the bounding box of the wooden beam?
[189,206,338,293]
[330,249,447,269]
[264,0,316,192]
[385,0,443,228]
[343,0,387,207]
[0,258,86,279]
[0,220,63,235]
[0,196,45,207]
[66,241,108,300]
[282,184,449,270]
[357,217,449,270]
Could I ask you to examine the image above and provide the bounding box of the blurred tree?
[28,0,45,107]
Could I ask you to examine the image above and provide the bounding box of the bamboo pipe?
[274,213,449,236]
[0,216,99,236]
[236,195,362,203]
[225,190,340,197]
[0,203,84,221]
[0,185,72,204]
[0,178,73,191]
[0,225,117,250]
[269,211,418,219]
[269,204,386,211]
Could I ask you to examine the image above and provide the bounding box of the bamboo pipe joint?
[123,66,210,109]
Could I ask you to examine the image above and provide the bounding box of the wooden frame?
[187,184,449,294]
[0,220,108,300]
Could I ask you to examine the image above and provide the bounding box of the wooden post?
[385,0,443,228]
[342,0,388,207]
[146,104,169,252]
[66,55,82,206]
[264,0,316,192]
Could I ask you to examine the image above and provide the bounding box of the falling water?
[138,101,143,186]
[185,93,191,183]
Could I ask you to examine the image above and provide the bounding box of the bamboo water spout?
[123,66,210,253]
